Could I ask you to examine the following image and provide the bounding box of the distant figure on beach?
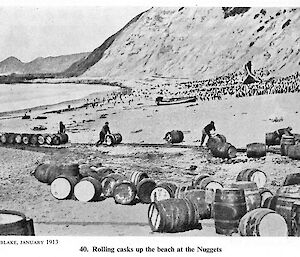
[96,121,111,146]
[276,126,293,139]
[59,121,66,133]
[200,121,216,146]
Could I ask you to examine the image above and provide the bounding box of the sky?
[0,6,149,62]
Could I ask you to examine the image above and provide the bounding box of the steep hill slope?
[0,52,89,75]
[0,56,24,75]
[65,7,300,80]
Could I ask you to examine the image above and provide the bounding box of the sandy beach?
[1,77,300,236]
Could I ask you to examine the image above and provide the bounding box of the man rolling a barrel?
[200,121,216,146]
[276,126,293,139]
[96,121,111,146]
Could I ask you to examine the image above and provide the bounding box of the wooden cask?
[230,181,261,212]
[150,182,177,202]
[136,178,157,204]
[148,198,199,233]
[275,185,300,235]
[246,143,267,158]
[74,177,102,202]
[213,188,247,235]
[236,168,267,188]
[113,181,137,205]
[0,210,35,236]
[50,175,79,200]
[280,135,295,156]
[239,208,288,236]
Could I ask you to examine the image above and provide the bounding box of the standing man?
[201,121,216,146]
[96,121,111,146]
[59,121,66,133]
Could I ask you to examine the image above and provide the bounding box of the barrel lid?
[0,210,25,225]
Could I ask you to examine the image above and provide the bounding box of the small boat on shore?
[155,96,197,106]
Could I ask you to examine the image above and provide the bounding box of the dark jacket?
[204,123,216,136]
[101,124,111,135]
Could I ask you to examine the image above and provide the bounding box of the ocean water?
[0,83,115,113]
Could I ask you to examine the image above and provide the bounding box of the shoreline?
[0,84,121,120]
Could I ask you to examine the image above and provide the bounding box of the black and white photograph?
[0,0,300,255]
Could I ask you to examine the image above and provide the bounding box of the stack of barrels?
[44,165,158,205]
[148,174,224,233]
[265,132,300,159]
[261,174,300,236]
[212,168,289,236]
[0,132,69,146]
[206,134,237,159]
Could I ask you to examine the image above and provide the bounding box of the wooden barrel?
[105,133,122,146]
[178,189,211,220]
[275,185,300,235]
[37,134,46,145]
[259,188,273,207]
[0,133,8,144]
[79,165,113,181]
[283,173,300,186]
[230,181,261,212]
[45,134,54,145]
[246,143,267,158]
[74,177,102,202]
[136,178,157,204]
[174,185,197,199]
[239,208,288,236]
[22,134,31,145]
[197,177,223,191]
[236,168,267,188]
[148,198,199,233]
[130,171,149,187]
[33,163,62,184]
[60,164,80,177]
[113,181,137,205]
[280,135,295,156]
[266,132,280,146]
[14,134,23,144]
[0,210,35,236]
[192,173,211,187]
[7,133,16,144]
[210,142,237,159]
[294,133,300,143]
[213,188,247,235]
[56,133,69,144]
[262,196,278,210]
[30,134,38,145]
[291,200,300,236]
[206,134,226,151]
[150,182,177,202]
[50,175,79,200]
[164,130,184,144]
[287,145,300,160]
[101,173,126,197]
[52,134,61,145]
[45,134,60,145]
